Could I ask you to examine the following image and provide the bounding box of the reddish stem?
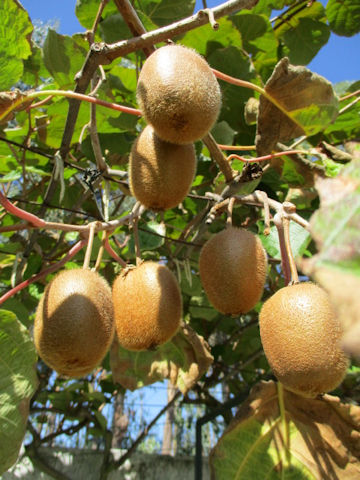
[0,191,46,227]
[0,239,87,305]
[227,150,305,164]
[104,237,127,268]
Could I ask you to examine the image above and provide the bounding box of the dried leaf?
[0,89,32,124]
[110,323,213,394]
[256,58,338,155]
[210,380,360,480]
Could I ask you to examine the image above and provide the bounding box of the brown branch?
[113,0,155,57]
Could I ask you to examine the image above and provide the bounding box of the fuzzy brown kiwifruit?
[34,269,114,377]
[259,282,349,398]
[129,124,196,211]
[112,261,182,351]
[199,227,267,315]
[136,44,221,144]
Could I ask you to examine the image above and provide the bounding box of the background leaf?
[0,0,33,90]
[0,310,38,474]
[326,0,360,37]
[210,381,360,479]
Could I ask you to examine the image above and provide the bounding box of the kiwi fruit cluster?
[34,269,115,378]
[129,44,221,211]
[259,282,349,397]
[34,260,183,376]
[112,261,182,351]
[199,226,268,315]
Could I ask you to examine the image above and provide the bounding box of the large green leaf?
[231,12,278,79]
[211,381,360,479]
[282,17,330,65]
[42,30,88,88]
[326,0,360,36]
[110,324,213,394]
[0,0,33,90]
[75,0,118,30]
[0,310,38,474]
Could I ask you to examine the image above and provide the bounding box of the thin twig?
[283,216,299,283]
[226,197,235,227]
[83,223,97,269]
[0,240,87,305]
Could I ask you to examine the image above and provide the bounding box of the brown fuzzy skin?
[129,125,196,211]
[199,227,267,315]
[112,261,182,351]
[137,44,221,144]
[259,282,349,398]
[34,269,114,377]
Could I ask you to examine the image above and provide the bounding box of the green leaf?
[0,0,33,90]
[110,324,213,394]
[260,221,311,260]
[0,310,38,474]
[211,381,360,479]
[42,30,88,88]
[128,221,166,255]
[326,0,360,36]
[75,0,117,30]
[140,0,195,27]
[231,12,278,79]
[282,17,330,65]
[208,46,258,143]
[180,18,242,55]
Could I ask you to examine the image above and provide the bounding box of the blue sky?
[20,0,359,84]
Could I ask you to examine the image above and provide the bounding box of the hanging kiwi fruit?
[34,269,115,378]
[259,282,349,398]
[136,44,221,144]
[129,124,196,211]
[112,261,182,351]
[199,226,268,315]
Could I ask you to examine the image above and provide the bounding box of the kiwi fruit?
[34,269,114,377]
[112,261,182,351]
[137,44,221,144]
[199,227,267,315]
[129,124,196,211]
[259,282,349,398]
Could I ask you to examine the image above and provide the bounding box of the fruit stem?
[226,197,235,228]
[83,222,97,269]
[203,133,235,182]
[104,235,128,268]
[274,212,292,286]
[277,382,291,469]
[0,239,87,305]
[283,216,299,284]
[132,216,142,266]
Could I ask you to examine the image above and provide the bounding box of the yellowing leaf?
[110,324,213,394]
[210,381,360,480]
